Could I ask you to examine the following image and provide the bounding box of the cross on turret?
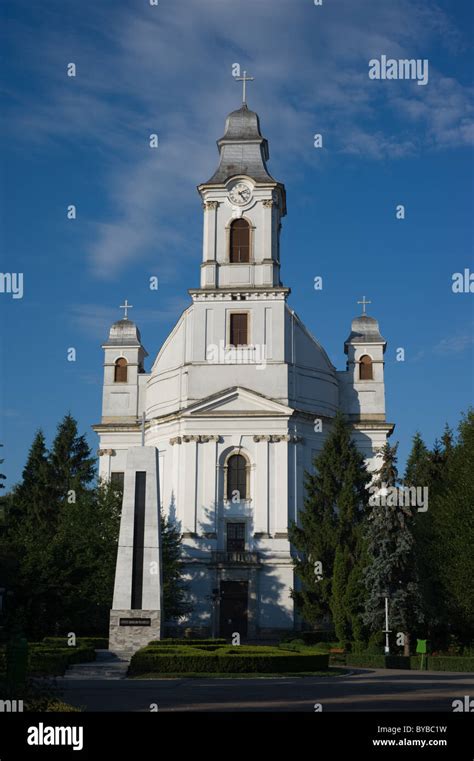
[120,299,133,320]
[234,70,254,104]
[357,296,371,315]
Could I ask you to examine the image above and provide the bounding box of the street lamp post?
[382,589,391,654]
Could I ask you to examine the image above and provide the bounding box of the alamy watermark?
[369,482,428,512]
[369,55,429,86]
[207,340,267,370]
[0,272,23,299]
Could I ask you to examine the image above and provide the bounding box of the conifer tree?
[4,431,58,637]
[364,442,423,654]
[161,511,191,622]
[290,412,370,636]
[49,414,95,503]
[429,410,474,642]
[0,444,5,490]
[53,481,122,634]
[404,432,431,486]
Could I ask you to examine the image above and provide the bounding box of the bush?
[346,654,385,668]
[309,631,337,644]
[28,644,96,675]
[413,656,474,672]
[129,645,329,676]
[346,654,474,671]
[29,652,69,676]
[346,654,409,669]
[147,638,227,647]
[42,637,108,650]
[45,701,82,712]
[385,656,411,669]
[351,641,367,654]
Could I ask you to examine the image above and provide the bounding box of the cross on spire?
[120,299,133,320]
[357,296,372,315]
[235,70,254,104]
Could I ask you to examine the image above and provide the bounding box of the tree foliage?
[289,412,370,639]
[2,414,190,640]
[363,443,424,652]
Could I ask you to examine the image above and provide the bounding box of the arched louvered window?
[227,454,248,502]
[114,357,128,382]
[230,219,250,263]
[359,354,373,381]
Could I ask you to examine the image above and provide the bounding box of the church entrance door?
[219,581,248,638]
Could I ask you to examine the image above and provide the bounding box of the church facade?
[93,101,394,639]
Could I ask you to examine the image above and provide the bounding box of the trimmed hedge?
[28,645,96,676]
[42,637,108,650]
[147,638,227,647]
[29,652,69,676]
[412,656,474,672]
[346,654,384,668]
[346,655,411,669]
[129,644,329,675]
[346,654,474,671]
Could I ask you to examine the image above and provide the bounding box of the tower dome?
[104,319,143,348]
[204,104,279,186]
[344,314,386,353]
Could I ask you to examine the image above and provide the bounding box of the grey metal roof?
[204,105,278,184]
[103,319,143,347]
[344,315,386,352]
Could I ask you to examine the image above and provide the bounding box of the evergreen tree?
[4,431,58,637]
[161,512,191,622]
[49,414,95,503]
[441,424,454,459]
[364,442,423,654]
[0,444,5,490]
[331,546,351,641]
[289,412,370,637]
[429,410,474,642]
[5,420,96,638]
[10,431,54,529]
[53,481,122,634]
[404,432,431,487]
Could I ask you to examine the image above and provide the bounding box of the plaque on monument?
[119,618,152,627]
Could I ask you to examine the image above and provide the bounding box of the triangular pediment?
[183,387,293,418]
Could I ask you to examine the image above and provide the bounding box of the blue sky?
[1,0,473,487]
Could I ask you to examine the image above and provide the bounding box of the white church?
[93,93,394,640]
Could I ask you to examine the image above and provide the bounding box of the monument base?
[109,609,161,658]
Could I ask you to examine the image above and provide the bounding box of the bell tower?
[196,80,287,292]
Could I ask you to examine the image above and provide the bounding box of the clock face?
[228,182,252,206]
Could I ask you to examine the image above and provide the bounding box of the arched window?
[359,355,373,380]
[226,454,248,501]
[114,357,128,383]
[230,219,250,263]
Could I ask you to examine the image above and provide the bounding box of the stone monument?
[109,446,163,656]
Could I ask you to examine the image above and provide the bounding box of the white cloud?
[4,0,473,278]
[434,334,474,355]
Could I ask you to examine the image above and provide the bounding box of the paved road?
[58,669,474,712]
